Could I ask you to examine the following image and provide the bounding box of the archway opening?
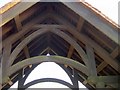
[9,53,88,89]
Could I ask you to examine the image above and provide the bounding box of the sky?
[85,0,119,25]
[1,0,119,89]
[0,0,12,8]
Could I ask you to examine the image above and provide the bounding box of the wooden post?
[86,44,97,76]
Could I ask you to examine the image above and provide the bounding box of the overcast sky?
[85,0,119,24]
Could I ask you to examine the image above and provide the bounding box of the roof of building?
[1,1,120,89]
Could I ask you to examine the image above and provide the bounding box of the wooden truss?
[0,1,120,89]
[1,25,120,89]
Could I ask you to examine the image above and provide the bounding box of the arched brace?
[59,64,80,89]
[8,28,49,67]
[23,78,74,89]
[7,56,88,78]
[51,29,89,68]
[18,64,72,88]
[18,63,74,88]
[18,63,80,89]
[59,64,75,85]
[18,48,53,87]
[20,24,119,73]
[8,28,89,69]
[18,48,57,88]
[18,64,39,88]
[17,63,73,88]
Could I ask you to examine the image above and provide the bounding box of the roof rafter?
[14,15,30,58]
[97,46,120,73]
[67,16,85,58]
[61,2,119,45]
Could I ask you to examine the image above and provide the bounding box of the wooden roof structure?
[0,1,120,89]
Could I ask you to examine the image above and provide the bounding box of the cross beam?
[8,56,88,80]
[97,46,120,73]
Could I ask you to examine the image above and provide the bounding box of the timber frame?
[0,1,120,89]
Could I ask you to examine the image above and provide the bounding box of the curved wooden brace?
[8,28,88,69]
[20,64,75,89]
[23,78,74,89]
[8,28,49,67]
[52,29,89,68]
[31,25,119,73]
[8,56,88,77]
[59,64,75,85]
[18,64,74,88]
[18,64,74,86]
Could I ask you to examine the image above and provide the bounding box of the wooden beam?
[111,46,120,58]
[88,76,119,84]
[77,16,85,32]
[67,16,84,59]
[83,80,87,85]
[50,48,58,55]
[2,26,13,36]
[86,44,97,76]
[97,46,119,73]
[23,47,58,75]
[1,12,50,50]
[8,28,89,70]
[87,29,115,50]
[14,15,30,58]
[8,80,13,86]
[53,29,89,67]
[14,15,22,31]
[67,46,74,58]
[2,73,19,88]
[56,3,78,23]
[33,23,120,74]
[23,46,30,58]
[20,2,43,22]
[66,46,74,67]
[31,23,120,73]
[39,47,50,55]
[97,61,107,73]
[2,44,11,81]
[96,82,105,88]
[1,2,37,27]
[8,56,88,77]
[87,76,119,88]
[23,47,52,75]
[61,2,119,45]
[8,29,49,67]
